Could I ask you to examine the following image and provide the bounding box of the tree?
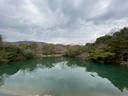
[107,38,122,53]
[25,52,35,59]
[42,44,55,55]
[0,35,3,48]
[89,49,116,63]
[30,42,38,51]
[68,49,74,57]
[19,44,29,51]
[95,35,111,44]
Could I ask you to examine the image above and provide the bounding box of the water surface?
[0,57,128,96]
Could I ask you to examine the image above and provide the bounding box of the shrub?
[7,52,17,60]
[5,45,23,54]
[95,35,111,44]
[25,52,35,59]
[89,49,115,61]
[68,49,74,57]
[42,45,55,55]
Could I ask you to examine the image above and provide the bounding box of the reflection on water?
[0,57,128,96]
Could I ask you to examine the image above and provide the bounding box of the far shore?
[35,54,64,58]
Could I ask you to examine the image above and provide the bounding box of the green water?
[0,57,128,96]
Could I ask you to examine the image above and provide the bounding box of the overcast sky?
[0,0,128,44]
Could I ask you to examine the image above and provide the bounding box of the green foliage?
[85,43,95,47]
[5,45,23,54]
[85,43,90,46]
[0,49,16,62]
[74,47,85,55]
[19,44,29,50]
[0,50,8,63]
[0,43,35,63]
[0,35,2,42]
[30,42,38,51]
[0,35,3,48]
[7,52,17,60]
[90,50,115,59]
[95,35,111,44]
[122,40,128,44]
[85,46,96,53]
[122,40,128,48]
[108,38,128,53]
[101,46,109,52]
[0,45,25,63]
[67,49,74,57]
[123,27,128,31]
[108,39,121,46]
[24,52,35,59]
[113,27,128,38]
[113,32,120,36]
[42,44,55,55]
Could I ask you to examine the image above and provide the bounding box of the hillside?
[8,41,47,46]
[72,27,128,64]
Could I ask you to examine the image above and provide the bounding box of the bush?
[89,49,115,62]
[68,49,74,57]
[25,52,35,59]
[108,38,128,53]
[42,45,55,55]
[5,45,23,54]
[0,35,3,48]
[74,47,84,55]
[95,35,111,44]
[7,52,17,60]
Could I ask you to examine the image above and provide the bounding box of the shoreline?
[0,54,64,64]
[0,54,127,67]
[35,54,63,58]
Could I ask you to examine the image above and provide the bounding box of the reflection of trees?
[0,57,128,92]
[65,57,128,92]
[0,76,4,87]
[58,61,68,69]
[66,57,88,69]
[85,63,128,92]
[0,57,66,87]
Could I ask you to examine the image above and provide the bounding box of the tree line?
[0,27,128,64]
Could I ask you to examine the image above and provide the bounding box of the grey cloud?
[87,0,128,25]
[0,0,128,44]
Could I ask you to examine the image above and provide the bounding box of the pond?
[0,57,128,96]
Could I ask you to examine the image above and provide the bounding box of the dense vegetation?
[0,35,66,63]
[0,27,128,64]
[0,43,35,63]
[68,27,128,64]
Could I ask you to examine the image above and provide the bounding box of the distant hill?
[3,41,63,46]
[4,41,47,46]
[56,44,62,45]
